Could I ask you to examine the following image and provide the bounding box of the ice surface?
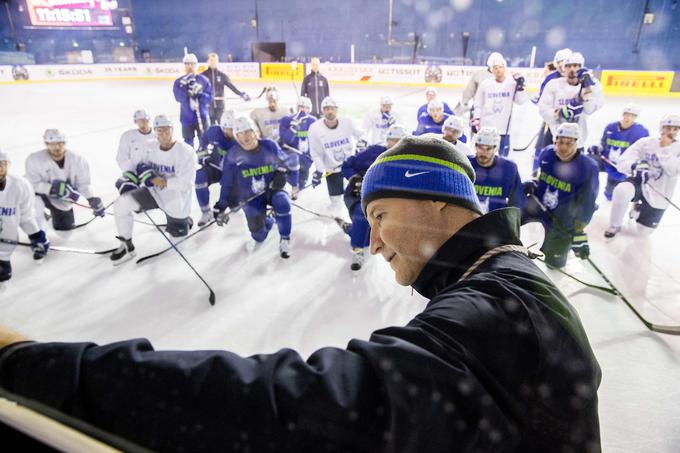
[1,79,679,451]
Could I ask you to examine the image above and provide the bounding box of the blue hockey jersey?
[414,113,467,142]
[217,139,298,208]
[534,146,599,232]
[173,73,212,125]
[341,144,386,180]
[469,156,525,213]
[599,121,649,182]
[416,101,453,121]
[199,125,235,169]
[279,111,316,152]
[536,70,561,102]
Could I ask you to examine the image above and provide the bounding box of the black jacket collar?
[412,208,523,300]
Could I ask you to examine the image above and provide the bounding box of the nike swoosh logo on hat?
[405,170,430,178]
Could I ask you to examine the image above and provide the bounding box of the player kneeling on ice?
[416,86,453,122]
[362,95,401,146]
[414,99,451,136]
[0,150,49,281]
[587,103,649,201]
[469,127,524,214]
[0,135,601,452]
[116,109,157,176]
[604,114,680,238]
[279,96,317,192]
[111,115,196,264]
[250,88,289,142]
[25,129,105,231]
[212,117,297,259]
[195,110,237,227]
[440,115,472,155]
[522,123,599,269]
[340,124,408,271]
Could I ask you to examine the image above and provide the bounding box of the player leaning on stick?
[279,96,317,192]
[173,53,212,146]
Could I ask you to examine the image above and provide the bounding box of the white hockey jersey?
[145,140,196,219]
[25,149,94,211]
[538,77,604,148]
[250,107,290,141]
[308,117,364,173]
[473,77,528,134]
[116,128,157,173]
[362,110,402,145]
[0,174,40,260]
[617,137,680,209]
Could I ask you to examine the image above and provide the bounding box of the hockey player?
[173,53,212,146]
[111,115,196,264]
[25,129,105,231]
[308,97,364,211]
[361,96,401,145]
[587,103,649,200]
[340,124,408,271]
[0,150,49,281]
[522,123,599,269]
[212,117,297,259]
[440,116,471,155]
[279,96,317,192]
[250,88,289,141]
[534,48,572,159]
[472,52,528,157]
[414,100,451,136]
[604,114,680,238]
[453,54,496,118]
[116,109,157,173]
[416,86,452,122]
[200,52,250,125]
[301,57,330,118]
[195,110,237,226]
[468,127,524,214]
[537,52,604,170]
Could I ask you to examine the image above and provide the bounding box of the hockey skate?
[110,236,136,265]
[335,217,352,235]
[604,226,621,238]
[351,248,365,271]
[198,209,212,227]
[279,238,291,259]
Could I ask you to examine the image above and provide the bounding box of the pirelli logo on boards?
[601,71,674,95]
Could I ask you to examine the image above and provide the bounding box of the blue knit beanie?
[361,135,482,215]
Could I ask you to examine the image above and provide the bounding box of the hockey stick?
[535,256,616,295]
[291,202,348,231]
[0,238,117,255]
[513,131,538,151]
[224,86,267,102]
[142,211,216,306]
[290,61,301,101]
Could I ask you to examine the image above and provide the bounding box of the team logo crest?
[251,176,266,194]
[492,99,503,114]
[424,65,443,83]
[479,197,490,214]
[608,147,622,163]
[12,65,29,81]
[542,187,559,210]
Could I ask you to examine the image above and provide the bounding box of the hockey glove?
[179,75,195,88]
[559,101,584,122]
[115,176,138,195]
[356,139,368,153]
[188,82,203,98]
[311,171,323,188]
[469,117,481,134]
[513,74,526,91]
[49,180,79,202]
[0,260,11,282]
[291,186,300,200]
[289,118,300,134]
[571,232,590,260]
[28,230,50,260]
[88,197,106,217]
[586,145,602,157]
[348,174,363,197]
[241,92,251,102]
[212,206,230,227]
[386,115,397,127]
[196,147,211,167]
[632,160,650,185]
[523,180,538,197]
[577,69,595,88]
[136,163,157,188]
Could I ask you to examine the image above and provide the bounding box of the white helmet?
[183,53,198,64]
[623,103,641,116]
[443,115,465,132]
[153,115,173,129]
[297,96,312,109]
[660,114,680,128]
[133,109,150,122]
[233,116,256,134]
[265,88,279,101]
[553,48,572,65]
[321,96,337,109]
[556,123,580,139]
[220,110,235,129]
[43,129,66,144]
[427,99,444,112]
[0,149,9,163]
[425,86,437,96]
[487,52,506,69]
[564,52,585,67]
[380,95,394,106]
[474,127,500,147]
[386,124,408,141]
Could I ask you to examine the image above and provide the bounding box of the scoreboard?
[26,0,119,28]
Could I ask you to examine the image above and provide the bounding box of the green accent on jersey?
[474,185,503,197]
[217,147,228,156]
[296,131,309,138]
[605,138,631,149]
[539,171,572,192]
[241,164,274,179]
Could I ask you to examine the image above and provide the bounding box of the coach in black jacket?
[200,53,250,125]
[301,57,330,118]
[0,136,601,452]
